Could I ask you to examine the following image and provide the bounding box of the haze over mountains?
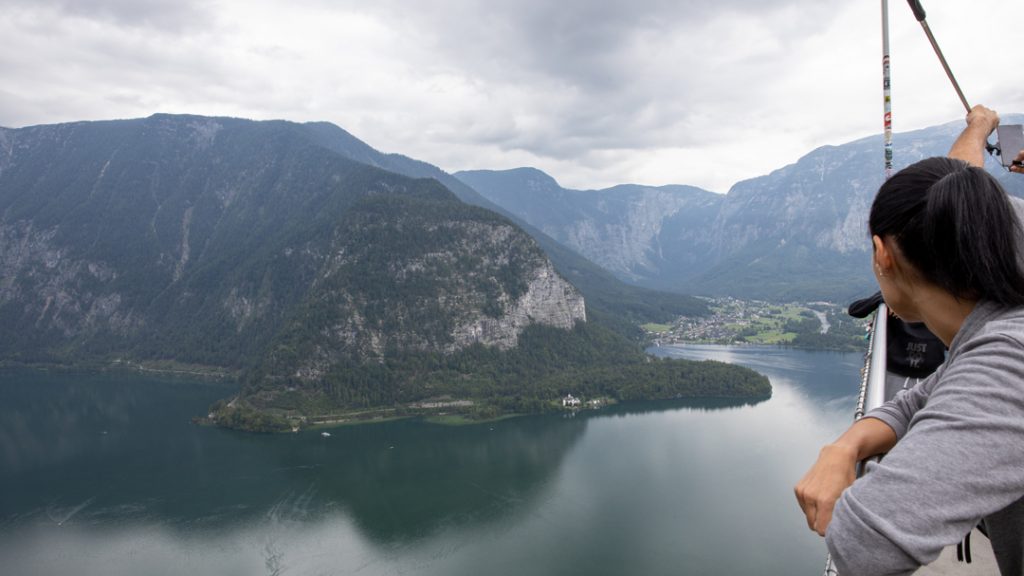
[0,115,587,367]
[0,114,770,428]
[3,110,1017,425]
[458,116,1024,302]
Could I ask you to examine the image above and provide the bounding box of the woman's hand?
[1011,149,1024,174]
[795,417,897,536]
[965,105,999,136]
[949,104,999,167]
[794,443,859,536]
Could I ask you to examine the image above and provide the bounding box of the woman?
[795,107,1024,575]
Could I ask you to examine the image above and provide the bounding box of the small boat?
[320,432,331,438]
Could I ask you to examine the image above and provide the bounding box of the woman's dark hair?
[869,156,1024,306]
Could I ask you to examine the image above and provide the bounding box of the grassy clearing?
[642,323,673,333]
[724,307,801,344]
[304,408,521,429]
[744,330,797,344]
[777,304,807,321]
[424,413,521,426]
[306,415,408,429]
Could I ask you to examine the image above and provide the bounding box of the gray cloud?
[0,0,1019,192]
[0,2,234,128]
[311,0,849,164]
[2,0,215,32]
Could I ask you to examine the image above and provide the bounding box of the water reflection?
[286,416,588,542]
[0,370,590,544]
[594,396,768,419]
[0,351,864,576]
[649,344,863,402]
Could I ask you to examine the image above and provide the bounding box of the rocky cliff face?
[282,122,711,327]
[557,186,716,281]
[451,260,585,351]
[0,221,138,340]
[456,168,721,284]
[277,207,586,383]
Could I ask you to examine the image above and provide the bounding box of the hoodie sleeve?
[826,330,1024,575]
[863,370,936,441]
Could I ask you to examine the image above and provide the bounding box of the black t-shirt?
[848,291,946,378]
[886,318,946,378]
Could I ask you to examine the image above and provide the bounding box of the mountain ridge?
[0,113,581,369]
[0,113,768,431]
[282,118,711,328]
[457,116,1024,301]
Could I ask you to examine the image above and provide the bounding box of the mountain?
[457,117,1024,302]
[0,114,588,366]
[0,114,767,430]
[456,169,722,286]
[289,122,710,329]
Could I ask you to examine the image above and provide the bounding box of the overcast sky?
[2,0,1022,193]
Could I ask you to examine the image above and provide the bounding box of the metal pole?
[855,308,881,420]
[906,0,971,114]
[825,8,893,574]
[905,0,998,156]
[919,22,971,113]
[827,308,888,576]
[882,0,893,178]
[863,304,889,416]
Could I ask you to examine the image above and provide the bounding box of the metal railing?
[823,304,888,575]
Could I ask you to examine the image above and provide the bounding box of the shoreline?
[0,359,238,383]
[645,339,864,353]
[6,356,772,433]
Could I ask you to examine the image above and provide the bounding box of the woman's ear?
[872,235,893,274]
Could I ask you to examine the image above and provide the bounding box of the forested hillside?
[0,114,768,431]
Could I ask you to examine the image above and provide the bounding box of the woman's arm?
[795,374,931,537]
[948,105,999,167]
[794,417,897,536]
[826,331,1024,575]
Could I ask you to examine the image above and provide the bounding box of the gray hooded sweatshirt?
[826,300,1024,575]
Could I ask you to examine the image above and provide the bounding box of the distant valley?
[457,116,1024,302]
[644,298,865,352]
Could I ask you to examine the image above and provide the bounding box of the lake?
[0,345,864,576]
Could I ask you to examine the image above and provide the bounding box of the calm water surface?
[0,346,863,575]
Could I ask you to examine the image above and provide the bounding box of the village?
[550,298,862,413]
[642,297,845,347]
[559,393,611,411]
